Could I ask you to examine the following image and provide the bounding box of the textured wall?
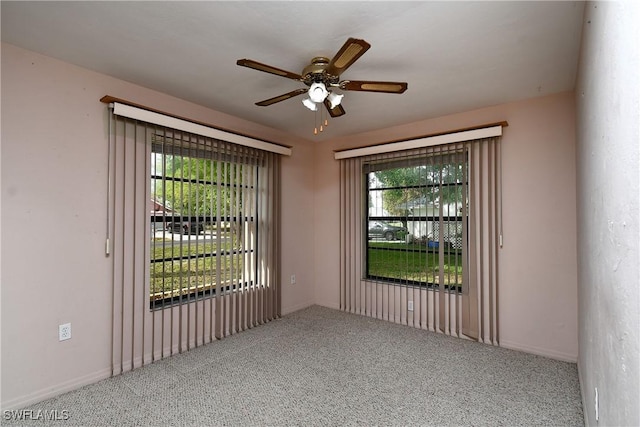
[575,2,640,426]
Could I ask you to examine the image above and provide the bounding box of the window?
[150,138,258,309]
[107,100,284,374]
[365,151,467,292]
[338,132,501,342]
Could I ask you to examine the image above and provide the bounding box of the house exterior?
[150,198,173,215]
[403,196,462,245]
[150,198,174,231]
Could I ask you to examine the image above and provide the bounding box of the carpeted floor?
[2,305,584,426]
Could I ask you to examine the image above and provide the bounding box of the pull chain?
[312,102,330,135]
[314,107,318,135]
[324,104,329,128]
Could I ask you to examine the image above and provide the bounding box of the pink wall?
[2,41,579,410]
[313,91,579,362]
[1,43,315,409]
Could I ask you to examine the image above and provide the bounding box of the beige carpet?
[2,305,583,426]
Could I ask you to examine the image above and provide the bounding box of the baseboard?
[301,307,579,364]
[500,339,578,363]
[315,301,340,311]
[577,357,589,426]
[1,368,112,411]
[281,300,315,316]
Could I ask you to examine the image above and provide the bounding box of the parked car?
[368,221,407,241]
[168,221,204,235]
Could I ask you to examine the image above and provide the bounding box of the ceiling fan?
[237,38,408,119]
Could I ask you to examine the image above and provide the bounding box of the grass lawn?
[151,240,232,262]
[367,242,463,286]
[149,239,463,303]
[150,240,248,300]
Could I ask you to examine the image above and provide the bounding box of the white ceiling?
[1,1,585,142]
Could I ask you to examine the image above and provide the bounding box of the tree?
[371,166,425,228]
[372,158,467,228]
[154,155,247,219]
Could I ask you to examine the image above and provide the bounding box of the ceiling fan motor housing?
[302,57,339,86]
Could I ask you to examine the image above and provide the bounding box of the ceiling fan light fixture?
[327,91,344,109]
[237,37,407,121]
[302,97,318,111]
[308,82,328,103]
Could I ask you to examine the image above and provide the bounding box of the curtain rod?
[100,95,292,156]
[333,121,508,160]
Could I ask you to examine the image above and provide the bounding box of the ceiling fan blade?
[341,80,408,94]
[237,59,302,81]
[255,88,308,106]
[325,38,371,77]
[324,99,346,117]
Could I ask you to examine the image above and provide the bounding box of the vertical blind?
[339,136,501,344]
[108,107,281,375]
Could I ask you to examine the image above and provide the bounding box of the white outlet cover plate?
[59,323,71,341]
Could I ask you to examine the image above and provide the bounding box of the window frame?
[149,143,261,310]
[364,151,468,292]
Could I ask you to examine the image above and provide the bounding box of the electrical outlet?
[408,301,414,311]
[290,274,296,285]
[59,323,71,341]
[595,387,599,421]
